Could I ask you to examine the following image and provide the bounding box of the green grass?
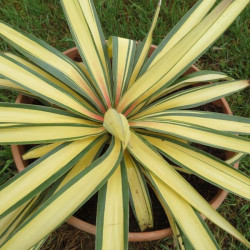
[0,0,249,249]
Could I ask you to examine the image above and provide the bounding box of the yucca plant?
[0,0,249,249]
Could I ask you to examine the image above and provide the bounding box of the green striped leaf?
[0,103,99,126]
[150,70,234,103]
[146,171,219,249]
[54,135,108,192]
[0,22,104,112]
[23,135,103,162]
[124,151,153,231]
[108,36,136,105]
[118,0,248,114]
[127,132,250,247]
[0,123,105,145]
[4,52,98,112]
[0,136,102,219]
[140,0,217,74]
[61,0,112,108]
[0,137,122,249]
[133,109,250,134]
[0,53,103,121]
[134,80,249,117]
[127,0,161,88]
[13,136,107,249]
[0,78,33,97]
[171,69,233,86]
[0,194,45,245]
[22,143,63,160]
[96,161,129,250]
[0,203,28,241]
[77,61,93,84]
[133,128,188,144]
[131,120,250,153]
[144,135,250,199]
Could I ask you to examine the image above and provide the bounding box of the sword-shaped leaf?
[147,172,219,250]
[96,162,129,250]
[124,151,153,231]
[134,80,249,117]
[0,136,102,219]
[4,53,97,112]
[0,137,122,249]
[118,0,248,114]
[61,0,112,108]
[150,70,233,103]
[0,103,98,126]
[107,36,136,105]
[2,136,107,248]
[0,22,104,112]
[22,143,63,161]
[144,135,250,199]
[0,124,105,145]
[0,78,33,97]
[140,0,217,74]
[130,120,250,153]
[127,132,250,247]
[127,0,161,88]
[133,109,250,134]
[0,203,27,240]
[0,196,42,245]
[0,53,103,121]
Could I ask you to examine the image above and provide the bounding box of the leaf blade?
[133,109,250,134]
[1,137,123,249]
[124,151,153,231]
[61,0,112,108]
[145,135,250,199]
[127,132,250,246]
[0,22,104,111]
[131,120,250,153]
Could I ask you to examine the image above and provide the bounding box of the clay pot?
[11,46,238,242]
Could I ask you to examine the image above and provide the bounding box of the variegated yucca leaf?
[0,0,249,249]
[118,0,249,116]
[96,161,129,250]
[124,151,153,231]
[146,170,220,249]
[107,36,136,105]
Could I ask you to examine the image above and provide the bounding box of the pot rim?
[11,46,238,242]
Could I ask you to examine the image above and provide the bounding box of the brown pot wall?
[11,46,238,242]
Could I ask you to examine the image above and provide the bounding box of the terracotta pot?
[11,46,238,242]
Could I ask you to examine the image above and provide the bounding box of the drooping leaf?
[127,132,249,246]
[144,135,250,199]
[124,151,153,231]
[0,137,123,249]
[0,136,102,218]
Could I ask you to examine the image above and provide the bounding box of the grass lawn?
[0,0,249,249]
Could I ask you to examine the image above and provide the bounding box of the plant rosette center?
[103,108,131,149]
